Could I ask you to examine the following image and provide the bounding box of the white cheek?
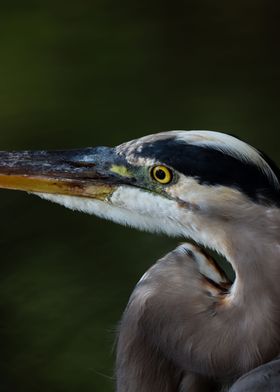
[110,186,174,218]
[34,187,186,237]
[33,188,229,258]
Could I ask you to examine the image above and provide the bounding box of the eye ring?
[151,165,173,184]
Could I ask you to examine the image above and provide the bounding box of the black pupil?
[156,169,166,180]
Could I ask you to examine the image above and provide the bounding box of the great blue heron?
[0,130,279,391]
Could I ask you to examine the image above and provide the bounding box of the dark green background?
[0,1,279,391]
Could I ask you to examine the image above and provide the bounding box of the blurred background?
[0,1,279,391]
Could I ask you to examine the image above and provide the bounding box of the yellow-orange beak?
[0,147,132,200]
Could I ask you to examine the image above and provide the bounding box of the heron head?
[0,130,279,253]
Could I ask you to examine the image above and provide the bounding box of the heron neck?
[194,207,280,373]
[197,205,280,305]
[228,231,280,305]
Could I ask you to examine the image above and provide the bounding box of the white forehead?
[176,131,260,163]
[117,130,279,188]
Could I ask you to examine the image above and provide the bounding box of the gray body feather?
[229,358,280,391]
[117,231,280,391]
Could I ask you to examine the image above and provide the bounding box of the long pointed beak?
[0,147,131,200]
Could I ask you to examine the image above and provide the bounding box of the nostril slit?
[64,161,97,168]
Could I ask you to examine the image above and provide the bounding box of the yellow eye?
[151,165,173,184]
